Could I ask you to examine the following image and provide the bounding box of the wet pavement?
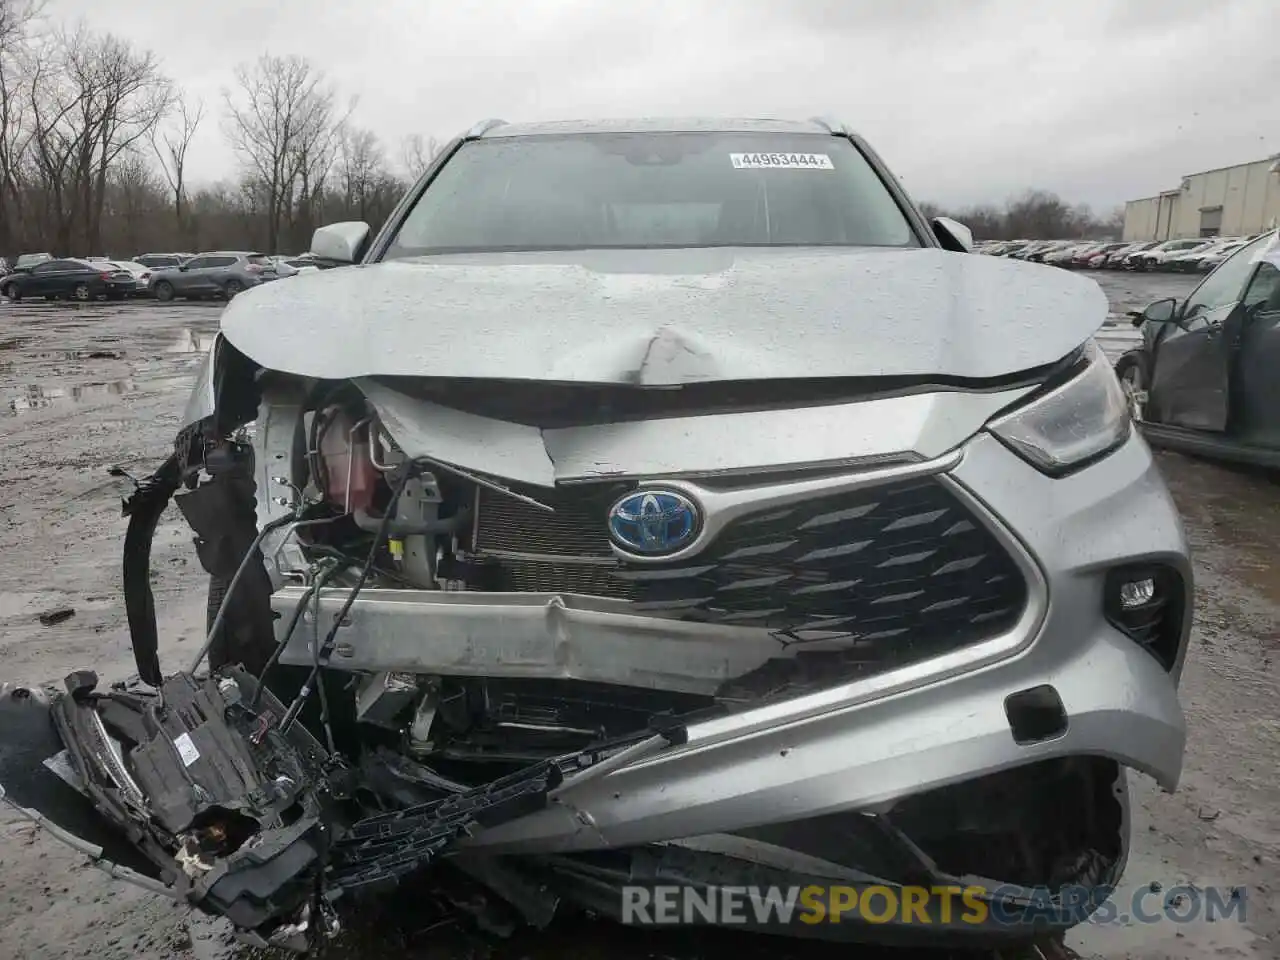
[0,272,1275,960]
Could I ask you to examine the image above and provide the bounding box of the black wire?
[248,558,346,710]
[317,464,415,662]
[312,578,338,755]
[280,464,416,734]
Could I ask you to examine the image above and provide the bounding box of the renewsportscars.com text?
[621,883,1248,927]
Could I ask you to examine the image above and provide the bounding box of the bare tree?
[338,124,383,220]
[151,94,202,238]
[0,0,42,251]
[921,191,1120,242]
[286,91,352,249]
[103,147,159,253]
[223,54,344,253]
[399,132,440,180]
[27,27,171,251]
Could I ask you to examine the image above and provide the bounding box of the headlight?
[987,340,1131,475]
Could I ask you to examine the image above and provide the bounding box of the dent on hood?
[216,248,1107,384]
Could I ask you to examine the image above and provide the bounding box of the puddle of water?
[4,379,136,415]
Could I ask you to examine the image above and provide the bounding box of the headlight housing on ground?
[988,340,1131,476]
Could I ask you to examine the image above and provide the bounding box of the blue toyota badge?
[607,490,701,557]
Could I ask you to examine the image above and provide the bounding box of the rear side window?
[386,132,919,256]
[204,256,236,268]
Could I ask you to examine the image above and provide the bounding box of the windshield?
[384,132,919,256]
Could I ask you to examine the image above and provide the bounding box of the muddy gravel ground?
[0,271,1276,960]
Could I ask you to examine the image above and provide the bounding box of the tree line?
[0,0,1123,260]
[919,190,1125,242]
[0,0,441,259]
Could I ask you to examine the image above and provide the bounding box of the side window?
[1243,263,1280,314]
[33,261,65,273]
[1181,235,1271,325]
[183,256,210,270]
[206,257,236,268]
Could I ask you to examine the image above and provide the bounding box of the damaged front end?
[1,316,1189,952]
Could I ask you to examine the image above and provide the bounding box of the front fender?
[181,332,222,429]
[178,333,262,436]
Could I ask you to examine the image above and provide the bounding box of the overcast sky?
[46,0,1280,211]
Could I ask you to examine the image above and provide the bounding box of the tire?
[5,284,19,302]
[71,283,90,302]
[153,280,174,302]
[1114,352,1149,421]
[223,279,245,298]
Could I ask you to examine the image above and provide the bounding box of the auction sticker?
[731,152,833,169]
[174,732,200,767]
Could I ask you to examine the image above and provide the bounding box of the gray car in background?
[148,251,279,301]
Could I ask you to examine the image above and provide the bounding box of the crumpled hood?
[219,247,1107,384]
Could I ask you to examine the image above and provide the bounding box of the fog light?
[1103,565,1187,672]
[1118,577,1156,608]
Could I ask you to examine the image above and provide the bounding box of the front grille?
[471,477,1028,658]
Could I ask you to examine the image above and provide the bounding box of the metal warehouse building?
[1123,153,1280,241]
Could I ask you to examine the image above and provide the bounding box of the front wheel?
[5,284,19,302]
[1115,352,1149,421]
[223,279,245,299]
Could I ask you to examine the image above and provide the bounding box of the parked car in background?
[1103,241,1157,268]
[1115,230,1280,467]
[4,258,136,301]
[1026,240,1078,263]
[1011,240,1046,260]
[15,252,53,270]
[134,253,185,270]
[0,266,28,299]
[1163,238,1235,273]
[1194,237,1251,272]
[989,240,1027,256]
[148,251,279,301]
[275,255,328,276]
[1078,241,1129,268]
[104,260,155,296]
[1044,241,1097,266]
[1131,238,1212,271]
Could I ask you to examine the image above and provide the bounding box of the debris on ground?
[36,607,76,626]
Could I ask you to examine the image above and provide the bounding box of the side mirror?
[1132,297,1178,328]
[931,217,974,253]
[311,221,371,264]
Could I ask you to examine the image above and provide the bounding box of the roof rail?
[808,116,853,136]
[464,118,508,139]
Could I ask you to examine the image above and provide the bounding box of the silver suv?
[148,251,278,301]
[7,119,1191,953]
